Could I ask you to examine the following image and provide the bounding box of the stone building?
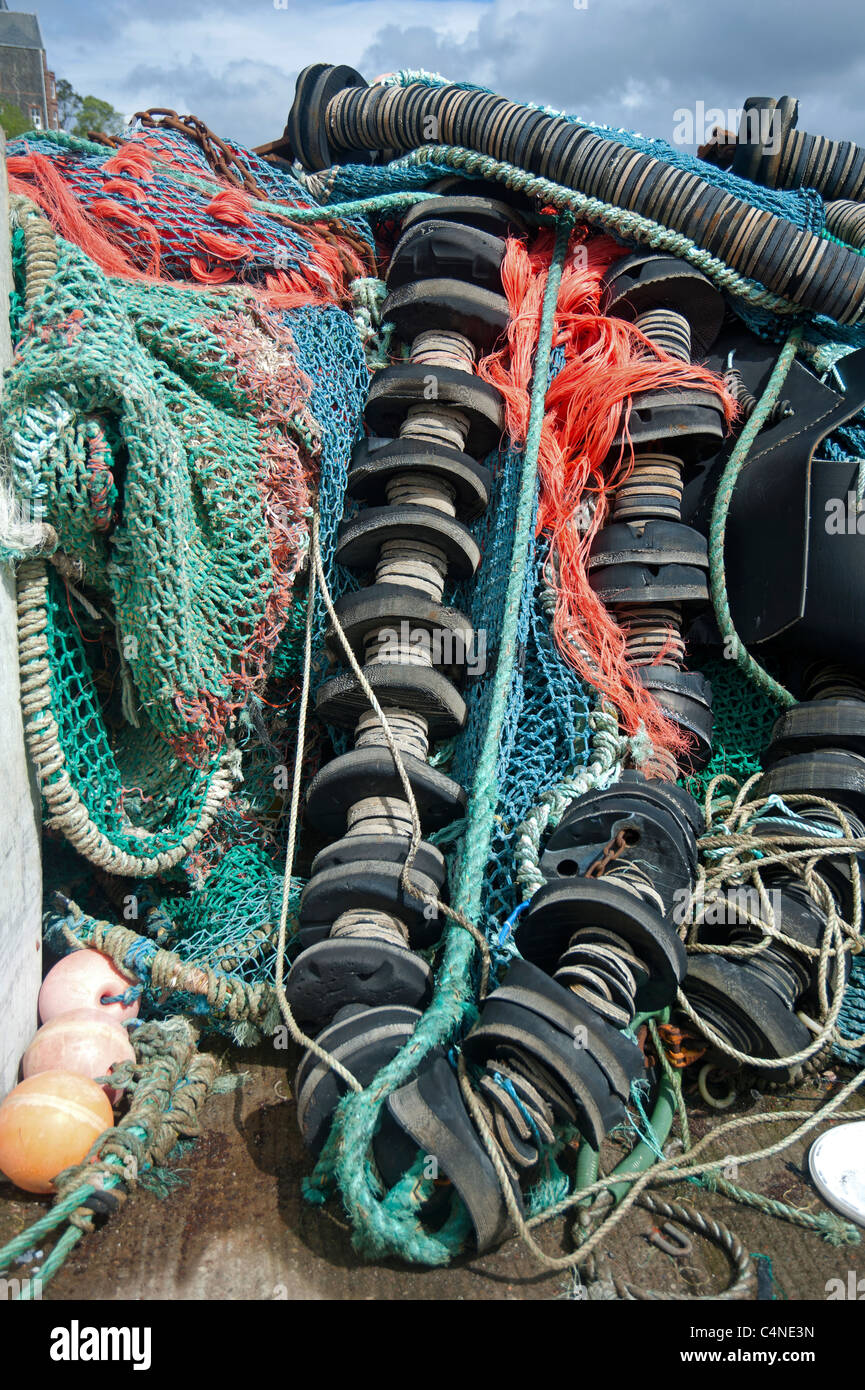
[0,3,59,131]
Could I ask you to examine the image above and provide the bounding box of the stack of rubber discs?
[587,250,727,775]
[825,201,865,251]
[288,67,865,324]
[732,95,865,203]
[683,677,863,1083]
[285,184,528,1161]
[377,771,702,1250]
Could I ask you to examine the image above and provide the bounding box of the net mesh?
[6,105,863,1069]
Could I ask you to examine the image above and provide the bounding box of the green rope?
[21,129,825,330]
[16,1226,83,1299]
[663,1017,861,1247]
[453,211,575,918]
[821,230,865,257]
[708,329,803,708]
[698,1173,861,1247]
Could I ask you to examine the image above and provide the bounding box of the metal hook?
[648,1221,693,1258]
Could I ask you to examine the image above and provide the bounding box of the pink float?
[38,949,140,1025]
[22,1008,135,1103]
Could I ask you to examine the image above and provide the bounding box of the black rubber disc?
[756,749,865,823]
[382,1055,519,1253]
[347,438,491,519]
[399,194,527,240]
[305,748,465,837]
[491,959,644,1101]
[298,859,444,948]
[588,520,709,571]
[600,251,725,355]
[335,504,481,579]
[311,832,446,889]
[463,998,623,1148]
[382,278,510,353]
[365,365,504,458]
[517,878,687,1012]
[590,561,709,605]
[766,700,865,761]
[286,938,434,1032]
[315,663,467,737]
[286,63,373,171]
[639,666,713,769]
[326,583,476,681]
[295,1005,421,1153]
[387,219,506,293]
[683,955,810,1083]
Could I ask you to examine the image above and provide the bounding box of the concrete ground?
[1,1045,862,1301]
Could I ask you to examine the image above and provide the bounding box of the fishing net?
[3,82,865,1287]
[9,107,863,1051]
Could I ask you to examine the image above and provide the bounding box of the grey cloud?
[360,0,865,149]
[120,57,296,144]
[33,0,865,151]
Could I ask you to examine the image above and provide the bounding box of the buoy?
[809,1121,865,1228]
[22,1009,135,1103]
[38,949,140,1025]
[0,1070,114,1195]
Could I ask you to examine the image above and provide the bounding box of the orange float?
[0,1070,114,1195]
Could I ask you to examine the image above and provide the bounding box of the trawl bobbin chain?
[284,186,527,1159]
[284,66,865,324]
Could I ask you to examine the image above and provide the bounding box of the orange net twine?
[6,143,366,309]
[478,224,737,766]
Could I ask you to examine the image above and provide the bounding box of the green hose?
[574,1010,677,1206]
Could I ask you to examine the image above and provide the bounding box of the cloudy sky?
[29,0,865,153]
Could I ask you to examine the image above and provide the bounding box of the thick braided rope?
[8,189,242,873]
[708,330,802,707]
[51,902,280,1029]
[606,1193,754,1301]
[16,558,239,874]
[9,192,58,306]
[0,1019,219,1295]
[513,701,630,898]
[704,1172,861,1246]
[21,127,857,338]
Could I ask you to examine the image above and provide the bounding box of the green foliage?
[0,99,30,139]
[72,94,125,139]
[56,78,82,130]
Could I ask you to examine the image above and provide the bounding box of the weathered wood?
[0,126,42,1097]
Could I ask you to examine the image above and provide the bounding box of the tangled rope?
[48,898,282,1032]
[16,558,240,875]
[0,1018,220,1297]
[678,773,865,1071]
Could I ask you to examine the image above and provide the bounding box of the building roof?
[0,10,45,51]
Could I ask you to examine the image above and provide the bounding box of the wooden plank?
[0,127,42,1097]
